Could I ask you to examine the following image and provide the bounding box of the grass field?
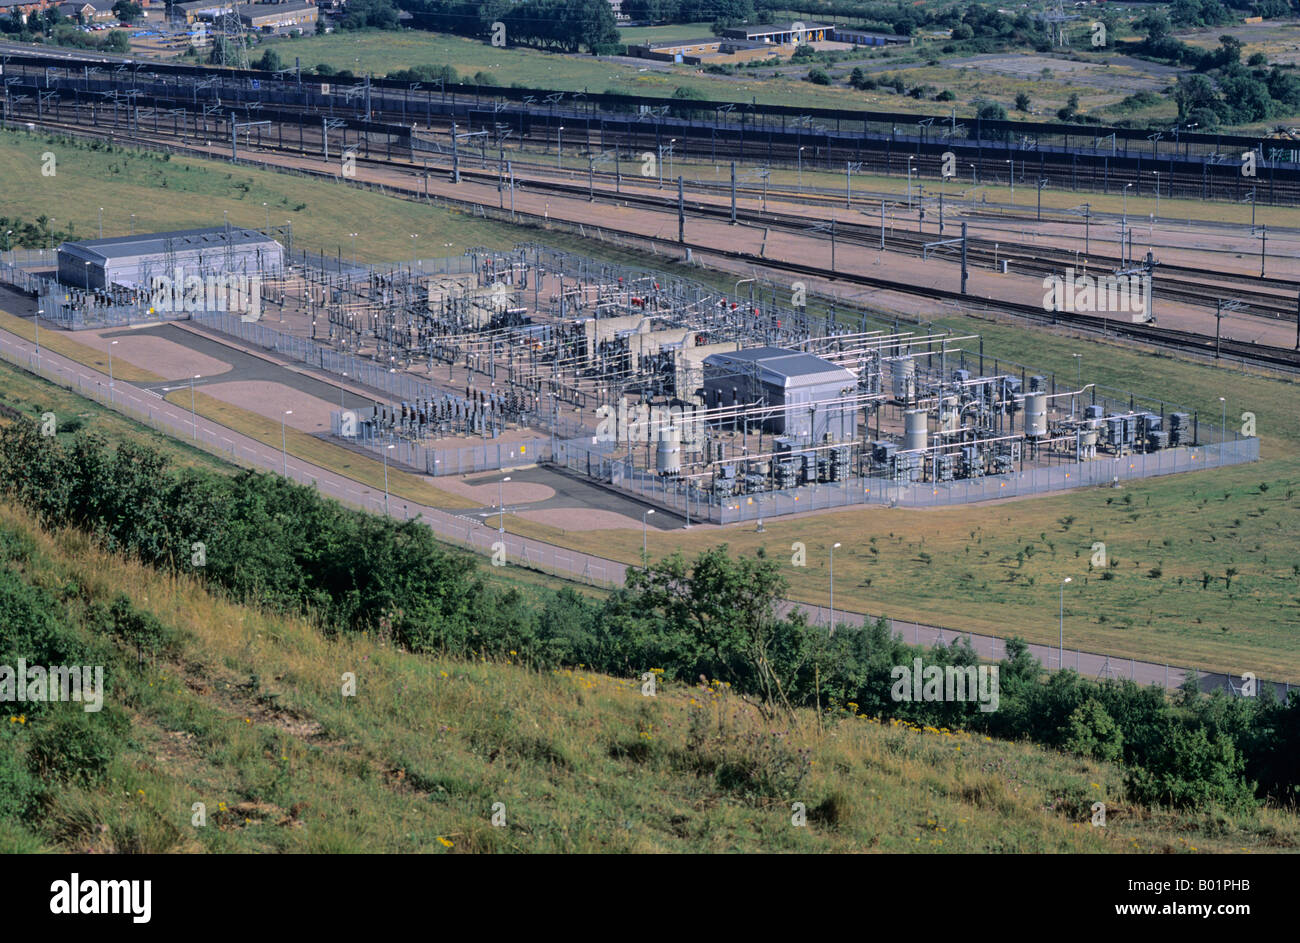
[618,23,716,44]
[1,496,1294,853]
[255,29,1088,116]
[3,129,1298,680]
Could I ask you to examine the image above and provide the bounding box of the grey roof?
[729,22,832,35]
[704,346,856,389]
[238,1,316,16]
[58,227,281,263]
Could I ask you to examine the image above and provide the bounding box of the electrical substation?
[17,234,1249,523]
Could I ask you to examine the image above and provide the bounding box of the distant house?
[59,0,117,22]
[0,0,56,21]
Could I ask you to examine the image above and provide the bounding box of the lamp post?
[1059,577,1072,670]
[907,155,915,209]
[382,442,392,515]
[409,233,418,272]
[829,542,841,636]
[798,145,805,190]
[34,307,42,370]
[349,232,358,268]
[1122,183,1133,266]
[129,214,135,235]
[263,201,269,233]
[498,475,511,534]
[281,409,292,476]
[556,125,564,170]
[1220,396,1226,442]
[1152,171,1160,219]
[190,374,200,440]
[1006,159,1013,204]
[98,206,103,238]
[642,508,655,566]
[1071,352,1081,415]
[107,340,117,403]
[3,230,11,252]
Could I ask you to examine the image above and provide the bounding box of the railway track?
[15,110,1300,372]
[19,99,1299,319]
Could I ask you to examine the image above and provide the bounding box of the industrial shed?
[57,227,285,290]
[702,346,857,443]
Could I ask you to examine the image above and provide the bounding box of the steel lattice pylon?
[211,11,250,71]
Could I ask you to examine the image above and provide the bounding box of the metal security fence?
[330,411,552,477]
[555,436,1260,524]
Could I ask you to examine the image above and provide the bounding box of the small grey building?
[57,227,285,290]
[703,346,857,443]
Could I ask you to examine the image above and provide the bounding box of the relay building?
[57,227,285,290]
[702,346,857,443]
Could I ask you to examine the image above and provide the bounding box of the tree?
[1014,92,1031,112]
[625,547,812,718]
[340,0,399,30]
[1173,73,1219,119]
[807,67,830,85]
[254,47,282,72]
[111,0,142,23]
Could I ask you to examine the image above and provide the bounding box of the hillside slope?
[0,501,1295,853]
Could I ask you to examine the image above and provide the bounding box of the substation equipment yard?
[17,234,1255,524]
[279,244,1246,522]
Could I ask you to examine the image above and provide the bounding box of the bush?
[0,744,40,822]
[26,709,119,787]
[807,68,831,85]
[1060,698,1124,762]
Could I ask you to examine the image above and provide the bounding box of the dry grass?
[2,498,1295,853]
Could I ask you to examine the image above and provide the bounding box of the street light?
[281,409,293,476]
[1071,353,1081,415]
[384,443,395,515]
[1006,159,1013,204]
[829,542,841,636]
[190,374,200,440]
[1059,577,1072,669]
[349,232,358,267]
[107,340,118,402]
[263,201,269,233]
[409,233,418,272]
[642,508,655,566]
[1152,171,1160,219]
[1220,396,1226,442]
[557,125,564,169]
[798,145,806,190]
[1122,183,1133,266]
[907,155,916,209]
[498,475,511,534]
[98,206,103,238]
